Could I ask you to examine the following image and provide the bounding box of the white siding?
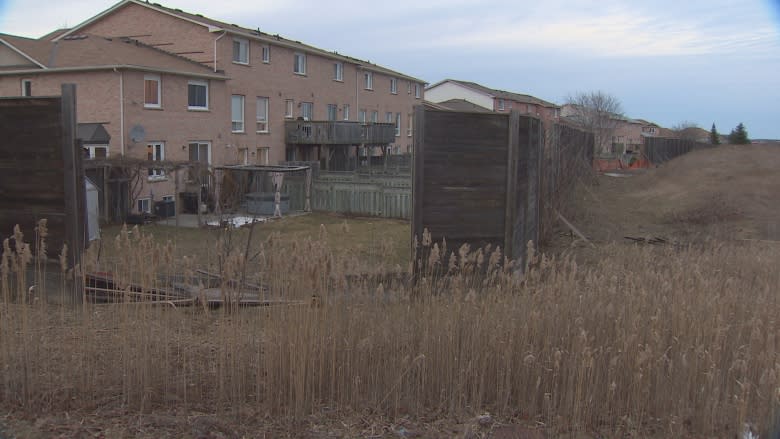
[424,81,493,110]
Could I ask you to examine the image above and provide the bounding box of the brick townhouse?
[424,79,560,126]
[1,0,425,216]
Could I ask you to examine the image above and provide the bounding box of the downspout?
[115,68,125,156]
[214,31,227,72]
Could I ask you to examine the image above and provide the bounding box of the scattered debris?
[603,172,633,178]
[555,210,596,248]
[624,236,672,246]
[205,215,267,228]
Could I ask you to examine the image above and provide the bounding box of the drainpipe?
[115,68,125,156]
[214,31,227,72]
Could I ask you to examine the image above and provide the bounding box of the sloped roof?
[436,98,493,113]
[39,28,70,40]
[78,123,111,144]
[0,33,225,79]
[427,79,559,109]
[53,0,425,84]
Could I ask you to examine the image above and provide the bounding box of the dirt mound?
[567,143,780,244]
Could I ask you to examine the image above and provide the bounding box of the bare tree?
[563,91,624,156]
[671,121,702,141]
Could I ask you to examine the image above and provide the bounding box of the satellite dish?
[129,124,146,143]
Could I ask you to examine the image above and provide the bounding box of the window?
[395,112,401,136]
[414,83,421,98]
[327,104,338,121]
[83,145,108,159]
[162,195,174,202]
[285,99,294,118]
[370,110,378,123]
[188,80,208,110]
[257,146,270,165]
[333,62,343,81]
[363,71,373,90]
[232,38,249,64]
[390,77,397,94]
[407,114,413,137]
[188,142,210,164]
[261,45,270,63]
[256,97,269,132]
[497,99,505,111]
[143,74,161,108]
[407,81,412,95]
[358,109,367,123]
[385,112,393,123]
[21,79,32,97]
[301,102,313,120]
[294,52,306,74]
[343,104,350,121]
[147,142,165,179]
[137,198,151,214]
[231,95,245,132]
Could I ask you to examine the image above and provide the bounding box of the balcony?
[285,120,396,145]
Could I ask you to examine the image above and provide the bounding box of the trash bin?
[180,192,198,214]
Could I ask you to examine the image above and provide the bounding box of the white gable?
[424,81,493,110]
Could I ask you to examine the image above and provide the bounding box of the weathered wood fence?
[643,137,698,164]
[412,107,593,267]
[0,84,84,267]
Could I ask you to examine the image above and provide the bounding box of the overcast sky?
[2,0,779,138]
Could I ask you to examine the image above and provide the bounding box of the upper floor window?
[256,97,269,133]
[385,112,393,123]
[407,114,413,137]
[334,62,343,81]
[231,95,245,133]
[390,77,398,94]
[189,142,211,164]
[261,45,270,63]
[414,83,421,98]
[358,109,367,123]
[21,79,32,97]
[343,104,350,121]
[370,110,378,123]
[144,74,161,108]
[407,81,412,95]
[497,99,505,111]
[364,71,373,90]
[294,52,307,75]
[188,80,208,110]
[83,145,108,159]
[301,102,313,120]
[233,38,249,64]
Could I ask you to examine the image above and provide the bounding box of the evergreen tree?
[728,123,750,144]
[710,123,720,145]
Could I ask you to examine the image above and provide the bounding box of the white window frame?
[343,104,350,121]
[370,110,378,123]
[285,99,294,118]
[407,81,412,95]
[293,52,307,75]
[390,77,397,94]
[147,142,165,180]
[231,95,245,133]
[187,80,208,110]
[497,99,505,111]
[261,45,270,63]
[188,141,211,164]
[385,112,393,123]
[364,71,373,90]
[162,195,175,202]
[407,114,413,137]
[414,83,421,98]
[84,145,109,159]
[358,109,367,123]
[257,146,270,165]
[301,102,313,120]
[256,97,269,133]
[137,198,151,214]
[232,38,249,64]
[21,79,32,97]
[333,62,343,81]
[327,104,338,121]
[143,74,161,108]
[395,112,401,137]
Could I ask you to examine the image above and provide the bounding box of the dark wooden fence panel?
[413,107,594,271]
[0,85,83,267]
[644,137,696,164]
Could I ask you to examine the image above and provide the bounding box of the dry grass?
[1,219,779,438]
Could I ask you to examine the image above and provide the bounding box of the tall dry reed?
[0,221,778,437]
